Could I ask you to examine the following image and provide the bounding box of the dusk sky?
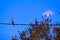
[0,0,60,40]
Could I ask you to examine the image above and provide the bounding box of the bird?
[11,18,14,26]
[35,18,38,26]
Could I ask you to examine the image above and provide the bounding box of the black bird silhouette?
[11,18,14,26]
[35,18,38,25]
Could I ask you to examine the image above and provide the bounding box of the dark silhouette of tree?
[11,17,60,40]
[53,27,60,40]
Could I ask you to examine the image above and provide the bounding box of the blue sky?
[0,0,60,40]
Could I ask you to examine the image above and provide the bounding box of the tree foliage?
[11,17,60,40]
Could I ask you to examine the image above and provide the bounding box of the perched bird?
[11,18,14,26]
[35,18,38,26]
